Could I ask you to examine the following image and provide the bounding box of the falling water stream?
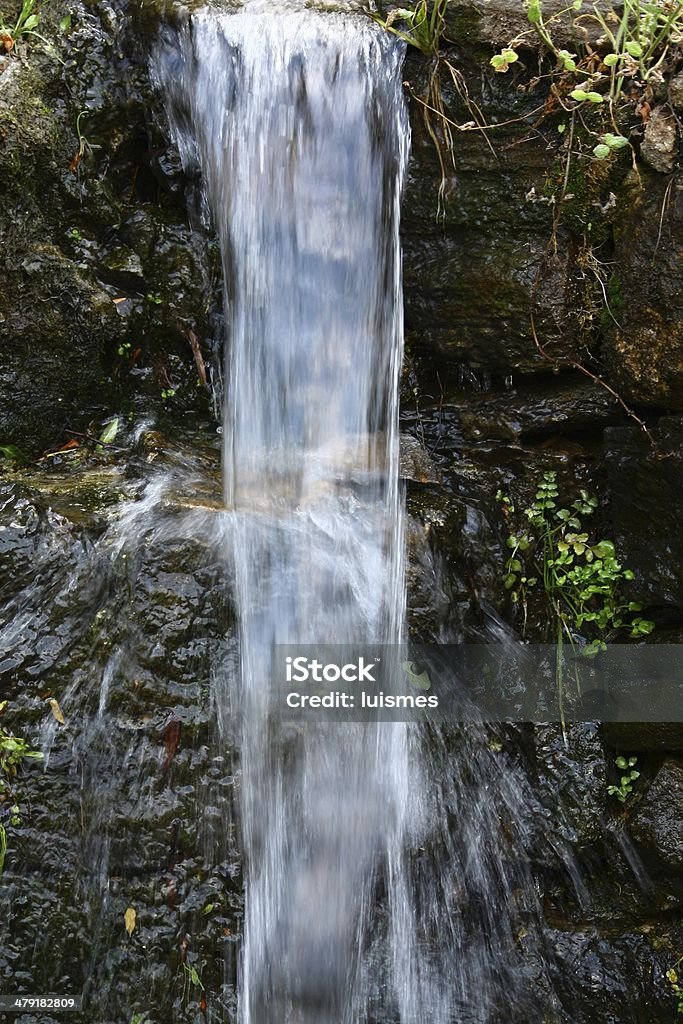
[156,7,416,1020]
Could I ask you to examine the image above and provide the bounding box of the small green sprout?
[607,755,640,803]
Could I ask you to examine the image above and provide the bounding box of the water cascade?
[156,7,416,1020]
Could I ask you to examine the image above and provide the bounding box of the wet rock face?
[603,172,683,410]
[629,759,683,870]
[400,50,585,377]
[548,929,674,1024]
[602,722,683,753]
[0,461,240,1022]
[0,2,218,454]
[456,376,622,442]
[0,56,122,450]
[605,419,683,607]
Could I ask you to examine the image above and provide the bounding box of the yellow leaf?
[48,699,65,725]
[124,907,136,936]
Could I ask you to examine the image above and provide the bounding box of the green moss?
[442,6,490,59]
[604,271,623,324]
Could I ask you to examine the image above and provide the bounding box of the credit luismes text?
[283,656,439,710]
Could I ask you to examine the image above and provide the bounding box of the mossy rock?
[0,243,124,453]
[0,2,217,452]
[400,51,583,374]
[603,170,683,409]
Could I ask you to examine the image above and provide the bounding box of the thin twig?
[652,175,674,265]
[529,309,656,445]
[64,429,128,452]
[404,83,547,132]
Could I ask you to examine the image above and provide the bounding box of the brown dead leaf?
[161,718,181,771]
[637,100,651,123]
[48,698,65,725]
[124,907,136,936]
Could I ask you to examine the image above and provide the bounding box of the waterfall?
[0,4,659,1021]
[154,6,560,1022]
[155,6,416,1020]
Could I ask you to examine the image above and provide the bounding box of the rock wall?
[2,1,683,1021]
[0,0,218,454]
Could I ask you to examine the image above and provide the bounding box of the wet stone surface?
[603,172,683,410]
[0,0,220,454]
[0,416,681,1023]
[0,456,240,1024]
[605,418,683,608]
[629,759,683,872]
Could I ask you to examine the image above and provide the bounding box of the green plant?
[0,0,44,52]
[493,0,683,128]
[160,388,176,401]
[607,754,640,802]
[0,444,28,465]
[666,959,683,1015]
[99,417,120,445]
[586,0,683,97]
[0,802,21,871]
[69,110,94,176]
[498,473,654,725]
[490,47,520,71]
[0,701,43,876]
[371,0,449,57]
[373,1,508,215]
[371,2,459,211]
[490,2,669,443]
[0,712,44,785]
[179,961,204,1007]
[498,471,654,648]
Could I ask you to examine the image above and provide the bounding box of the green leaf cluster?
[490,0,683,147]
[490,48,519,72]
[607,754,640,802]
[499,471,654,644]
[371,0,449,58]
[0,705,44,790]
[592,132,630,159]
[0,444,28,465]
[0,0,46,51]
[0,702,43,875]
[665,962,683,1016]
